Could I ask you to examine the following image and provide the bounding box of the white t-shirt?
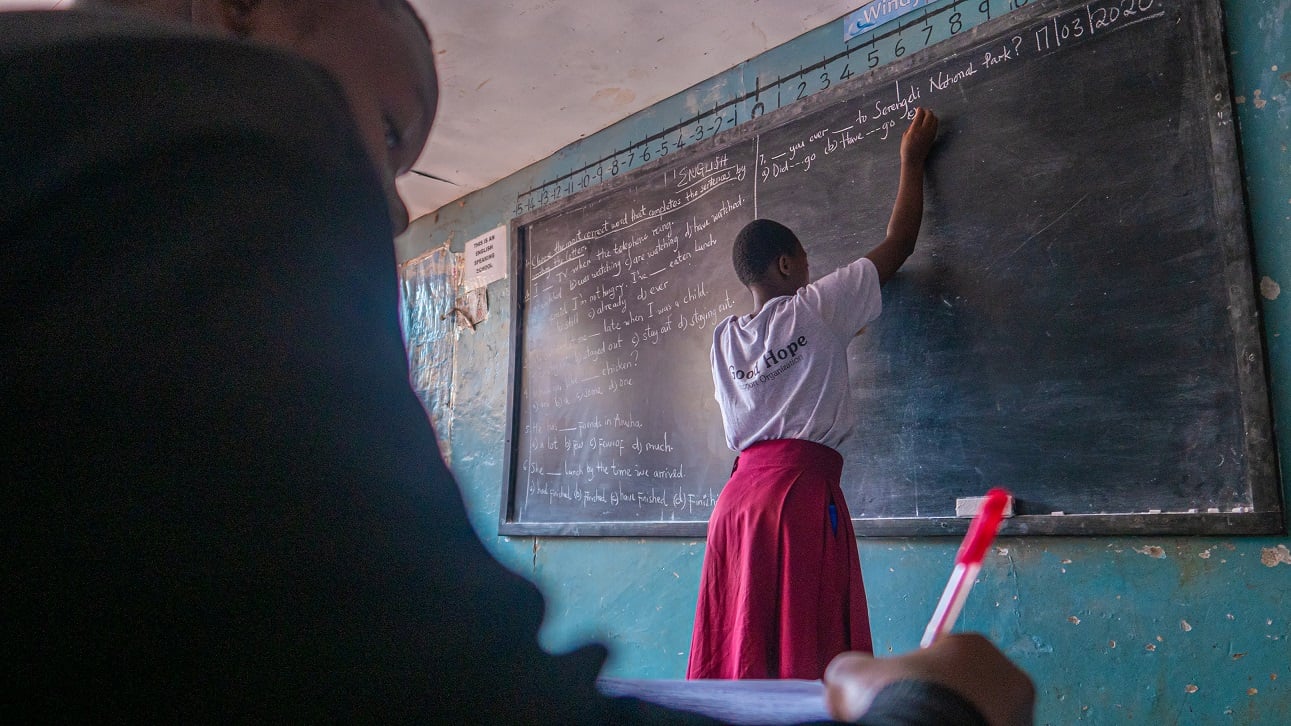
[711,256,883,452]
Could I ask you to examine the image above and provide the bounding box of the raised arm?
[865,107,939,285]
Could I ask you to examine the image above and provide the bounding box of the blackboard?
[501,0,1281,536]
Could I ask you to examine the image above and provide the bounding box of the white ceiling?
[4,0,867,222]
[399,0,864,221]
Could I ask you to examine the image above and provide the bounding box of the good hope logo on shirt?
[728,335,809,386]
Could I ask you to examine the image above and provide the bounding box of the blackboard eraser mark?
[955,494,1015,518]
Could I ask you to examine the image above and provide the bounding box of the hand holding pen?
[921,487,1012,648]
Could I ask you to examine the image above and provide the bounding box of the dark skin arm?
[742,109,938,318]
[865,107,939,285]
[823,633,1036,726]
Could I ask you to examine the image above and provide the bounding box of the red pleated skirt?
[686,439,872,680]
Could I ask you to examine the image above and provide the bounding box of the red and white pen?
[920,487,1012,648]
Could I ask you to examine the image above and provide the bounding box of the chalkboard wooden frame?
[500,0,1281,537]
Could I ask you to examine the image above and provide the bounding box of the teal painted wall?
[400,1,1291,722]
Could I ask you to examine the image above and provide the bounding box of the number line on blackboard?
[514,1,1173,212]
[514,0,981,201]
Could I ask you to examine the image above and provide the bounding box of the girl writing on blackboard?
[687,107,939,680]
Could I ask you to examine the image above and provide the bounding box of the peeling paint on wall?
[1134,545,1167,559]
[1259,544,1291,566]
[1261,275,1282,299]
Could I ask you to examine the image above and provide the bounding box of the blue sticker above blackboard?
[844,0,930,41]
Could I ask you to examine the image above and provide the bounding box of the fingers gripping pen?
[921,487,1012,648]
